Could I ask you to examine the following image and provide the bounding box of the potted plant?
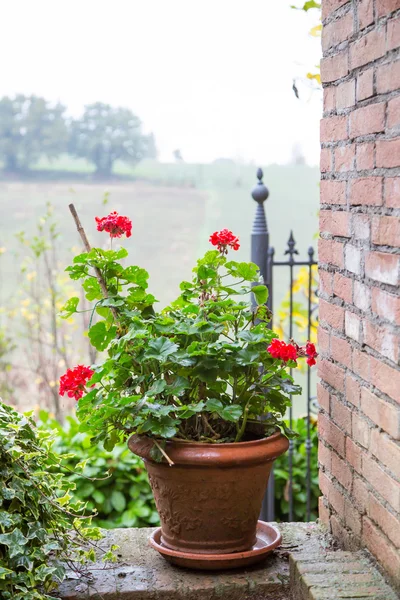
[60,208,317,558]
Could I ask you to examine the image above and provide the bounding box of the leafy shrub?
[0,401,100,600]
[274,416,319,521]
[38,411,159,529]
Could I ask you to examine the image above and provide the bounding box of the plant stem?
[235,399,251,442]
[153,439,174,466]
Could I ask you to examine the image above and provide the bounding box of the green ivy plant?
[61,216,312,451]
[38,410,158,529]
[0,401,104,600]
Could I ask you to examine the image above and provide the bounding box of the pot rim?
[160,429,283,448]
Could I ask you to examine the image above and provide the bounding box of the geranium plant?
[60,209,317,453]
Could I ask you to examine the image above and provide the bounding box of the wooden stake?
[69,204,119,324]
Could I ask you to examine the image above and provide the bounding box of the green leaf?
[220,405,243,422]
[82,278,102,301]
[110,490,126,512]
[88,322,117,351]
[0,567,13,579]
[252,285,268,305]
[147,380,167,396]
[122,266,149,288]
[0,528,28,558]
[225,261,259,281]
[144,337,178,362]
[59,297,79,319]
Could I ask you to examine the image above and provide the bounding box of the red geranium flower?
[209,229,240,253]
[305,342,318,367]
[59,365,94,400]
[95,211,132,238]
[267,339,298,362]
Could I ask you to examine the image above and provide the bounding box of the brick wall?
[318,0,400,588]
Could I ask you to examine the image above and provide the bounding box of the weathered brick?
[387,95,400,130]
[349,103,385,137]
[345,244,362,274]
[376,138,400,168]
[357,68,374,101]
[331,334,352,367]
[352,213,370,241]
[333,272,352,302]
[350,29,386,69]
[356,143,374,170]
[370,353,400,403]
[376,0,400,18]
[320,209,350,237]
[319,439,332,470]
[352,348,370,382]
[361,387,400,439]
[346,374,361,407]
[371,215,400,247]
[318,325,330,355]
[346,436,363,472]
[376,60,400,94]
[318,382,331,413]
[334,144,355,172]
[321,115,348,142]
[318,495,330,527]
[332,395,352,433]
[322,0,351,20]
[344,497,362,535]
[363,320,399,362]
[319,269,333,296]
[353,280,371,311]
[324,86,336,112]
[321,179,346,205]
[319,359,346,395]
[370,431,400,488]
[362,458,400,511]
[320,298,345,330]
[321,52,349,83]
[358,0,374,29]
[323,12,353,51]
[365,251,400,285]
[321,147,332,173]
[352,413,370,448]
[319,238,345,268]
[368,494,400,549]
[371,287,400,323]
[350,177,382,206]
[387,14,400,51]
[336,80,356,110]
[353,476,369,513]
[333,452,353,489]
[362,517,400,583]
[385,177,400,208]
[345,311,362,342]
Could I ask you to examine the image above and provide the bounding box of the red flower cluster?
[59,365,94,400]
[267,339,298,362]
[95,212,132,238]
[209,229,240,253]
[305,342,318,367]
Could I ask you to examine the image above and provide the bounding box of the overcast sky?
[1,0,322,165]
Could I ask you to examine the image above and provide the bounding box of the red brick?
[356,143,374,170]
[370,429,400,478]
[322,0,351,20]
[349,103,385,137]
[363,458,400,510]
[320,179,346,205]
[376,0,400,18]
[318,326,330,355]
[334,144,355,172]
[336,80,356,110]
[331,335,353,368]
[345,311,362,342]
[345,244,362,275]
[346,374,361,407]
[371,287,400,324]
[352,413,370,448]
[358,0,374,29]
[332,395,353,433]
[385,177,400,208]
[353,280,371,311]
[352,348,370,382]
[353,476,369,512]
[321,52,349,83]
[318,359,346,394]
[344,497,362,535]
[319,439,332,470]
[320,148,332,173]
[352,214,370,241]
[318,382,330,412]
[361,387,400,439]
[321,115,348,142]
[362,517,400,583]
[318,496,330,528]
[376,60,400,94]
[350,29,386,69]
[376,138,400,168]
[319,411,346,458]
[387,95,400,130]
[371,215,400,247]
[370,353,400,403]
[333,273,352,302]
[346,436,363,472]
[320,210,350,237]
[319,298,345,331]
[319,238,345,268]
[368,494,400,548]
[350,177,382,206]
[363,320,399,362]
[356,68,374,101]
[365,251,400,285]
[387,15,400,51]
[322,12,353,51]
[333,452,353,489]
[324,87,336,112]
[319,269,333,296]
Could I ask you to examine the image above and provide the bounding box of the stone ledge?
[58,523,398,600]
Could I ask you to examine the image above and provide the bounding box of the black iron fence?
[250,168,318,523]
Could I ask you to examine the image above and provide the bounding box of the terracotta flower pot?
[128,431,289,555]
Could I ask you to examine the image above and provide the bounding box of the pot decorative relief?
[128,431,289,556]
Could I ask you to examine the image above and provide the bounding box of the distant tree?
[0,94,68,172]
[69,103,157,176]
[173,149,184,162]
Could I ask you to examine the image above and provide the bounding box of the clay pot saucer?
[149,520,282,571]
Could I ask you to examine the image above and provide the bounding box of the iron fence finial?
[251,168,269,205]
